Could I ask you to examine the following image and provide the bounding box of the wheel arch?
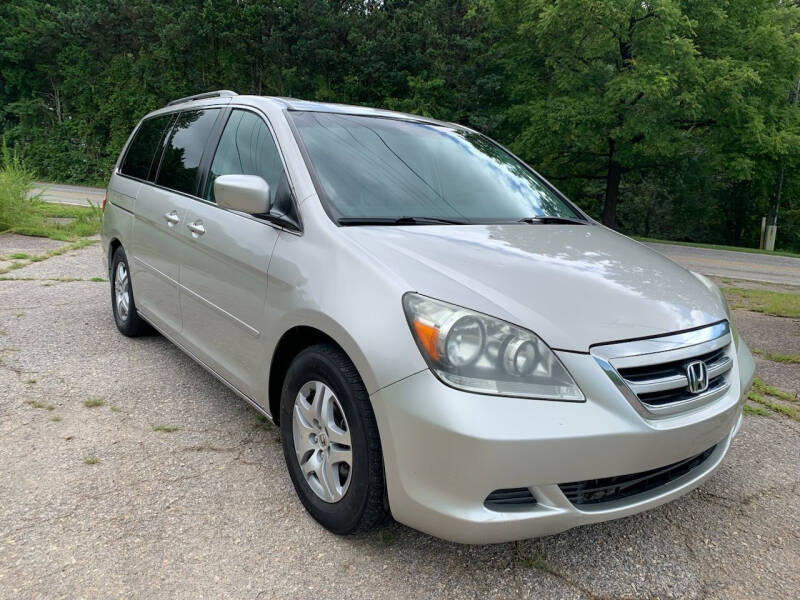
[268,319,378,424]
[108,237,122,274]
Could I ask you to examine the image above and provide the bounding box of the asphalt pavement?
[646,242,800,287]
[29,182,105,207]
[0,234,798,599]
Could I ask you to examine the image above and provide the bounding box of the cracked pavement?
[0,233,798,599]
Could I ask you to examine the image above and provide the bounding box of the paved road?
[28,182,800,285]
[0,233,799,599]
[29,182,104,207]
[646,242,800,287]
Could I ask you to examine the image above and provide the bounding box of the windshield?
[290,111,584,224]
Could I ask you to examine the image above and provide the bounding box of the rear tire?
[110,246,149,337]
[280,344,388,534]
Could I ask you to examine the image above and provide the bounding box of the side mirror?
[214,174,270,214]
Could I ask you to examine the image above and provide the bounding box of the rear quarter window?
[120,114,174,181]
[156,109,221,195]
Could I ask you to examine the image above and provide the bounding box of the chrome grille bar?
[625,354,732,395]
[591,321,734,418]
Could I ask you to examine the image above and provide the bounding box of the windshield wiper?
[338,216,470,226]
[517,216,587,225]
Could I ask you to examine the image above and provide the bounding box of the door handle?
[187,220,206,237]
[164,210,180,227]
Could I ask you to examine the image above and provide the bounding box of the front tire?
[110,246,149,337]
[280,344,388,534]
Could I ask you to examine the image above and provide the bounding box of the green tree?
[1,0,800,251]
[494,0,800,232]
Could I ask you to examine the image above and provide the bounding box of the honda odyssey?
[101,91,755,543]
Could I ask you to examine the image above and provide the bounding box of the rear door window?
[156,109,222,195]
[204,110,284,204]
[120,114,174,181]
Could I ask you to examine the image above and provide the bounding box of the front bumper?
[370,338,755,544]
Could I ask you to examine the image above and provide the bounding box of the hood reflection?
[342,224,725,351]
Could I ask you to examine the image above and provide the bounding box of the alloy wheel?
[292,380,353,503]
[114,262,130,321]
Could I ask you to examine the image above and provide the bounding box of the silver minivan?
[102,90,755,543]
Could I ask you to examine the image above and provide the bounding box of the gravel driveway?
[1,235,798,599]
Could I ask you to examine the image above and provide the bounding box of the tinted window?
[156,109,221,195]
[290,112,582,223]
[205,110,284,204]
[120,114,173,180]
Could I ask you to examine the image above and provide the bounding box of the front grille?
[559,445,716,506]
[592,321,734,416]
[484,487,537,510]
[618,347,725,383]
[618,346,731,407]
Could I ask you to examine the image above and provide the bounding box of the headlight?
[403,293,584,401]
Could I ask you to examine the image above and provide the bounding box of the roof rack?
[166,90,238,107]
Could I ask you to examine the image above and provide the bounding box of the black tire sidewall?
[280,347,375,534]
[110,247,140,335]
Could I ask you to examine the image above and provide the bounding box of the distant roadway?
[30,182,800,287]
[645,242,799,287]
[30,182,105,207]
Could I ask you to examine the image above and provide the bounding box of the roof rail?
[166,90,238,107]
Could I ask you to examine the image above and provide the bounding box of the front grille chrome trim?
[642,381,730,415]
[627,373,688,395]
[602,331,731,369]
[625,354,732,396]
[591,321,730,362]
[591,321,734,418]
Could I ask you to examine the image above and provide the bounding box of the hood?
[340,223,727,352]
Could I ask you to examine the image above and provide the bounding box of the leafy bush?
[0,139,37,233]
[0,139,100,240]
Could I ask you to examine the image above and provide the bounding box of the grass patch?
[84,456,99,465]
[635,236,800,259]
[15,198,101,240]
[83,397,105,408]
[9,252,29,259]
[50,415,62,422]
[752,349,800,365]
[743,403,770,416]
[0,238,97,276]
[110,406,121,412]
[89,276,106,282]
[25,399,51,409]
[0,144,100,241]
[24,377,36,384]
[752,378,797,402]
[153,425,179,433]
[748,392,800,422]
[0,276,94,282]
[514,543,549,570]
[722,287,800,318]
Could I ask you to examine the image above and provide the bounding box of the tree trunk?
[767,74,799,228]
[767,163,784,227]
[602,139,622,229]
